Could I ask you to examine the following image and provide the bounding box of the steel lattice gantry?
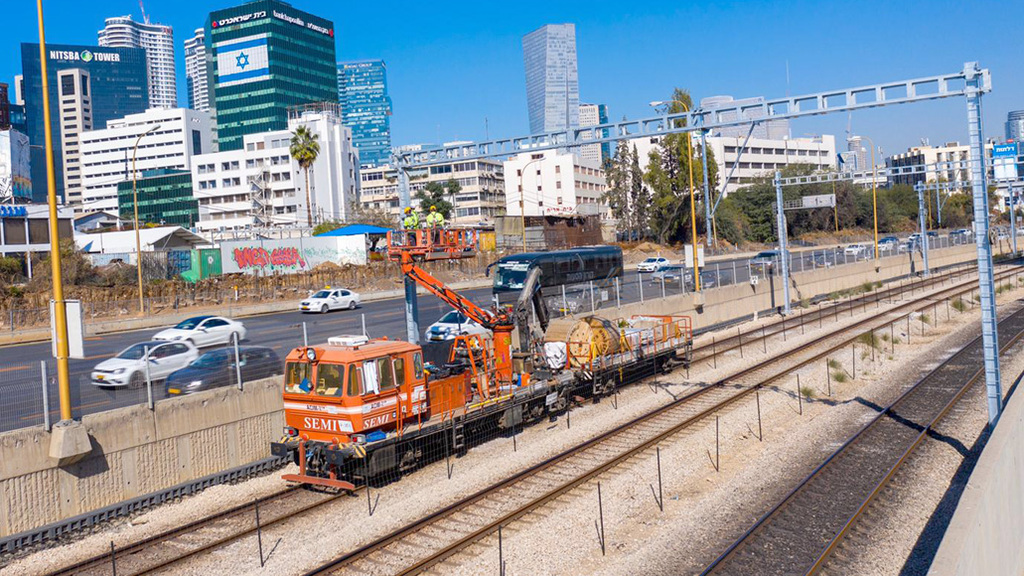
[392,62,1003,423]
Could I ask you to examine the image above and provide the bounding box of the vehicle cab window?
[413,352,423,379]
[285,362,311,394]
[316,363,343,397]
[393,357,406,387]
[375,357,395,391]
[347,363,363,396]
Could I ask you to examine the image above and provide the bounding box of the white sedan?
[637,257,670,272]
[425,310,489,341]
[300,288,361,314]
[153,315,247,348]
[91,340,199,388]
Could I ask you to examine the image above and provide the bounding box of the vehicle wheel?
[321,304,329,314]
[129,371,144,390]
[348,300,357,310]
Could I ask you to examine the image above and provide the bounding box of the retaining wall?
[0,379,282,538]
[928,383,1024,576]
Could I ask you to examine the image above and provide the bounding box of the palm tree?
[290,126,321,227]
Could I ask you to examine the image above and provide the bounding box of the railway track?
[46,486,345,576]
[42,264,1015,576]
[298,267,1020,576]
[701,302,1024,576]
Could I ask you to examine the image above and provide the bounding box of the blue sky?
[4,0,1023,157]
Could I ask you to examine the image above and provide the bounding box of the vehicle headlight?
[188,380,203,388]
[113,368,126,374]
[173,335,183,341]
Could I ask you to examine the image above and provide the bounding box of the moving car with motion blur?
[425,310,489,341]
[91,340,199,388]
[637,257,670,272]
[300,288,361,314]
[165,346,282,395]
[153,316,247,348]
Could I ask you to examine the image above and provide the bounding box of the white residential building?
[183,28,208,112]
[79,108,213,214]
[886,142,971,186]
[190,103,358,232]
[58,69,92,209]
[98,15,177,109]
[358,156,505,225]
[578,103,609,164]
[503,149,606,217]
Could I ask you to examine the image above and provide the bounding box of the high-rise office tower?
[0,83,10,130]
[700,95,789,140]
[337,59,392,168]
[98,15,177,109]
[1007,110,1024,143]
[578,103,610,163]
[184,28,209,111]
[20,43,148,202]
[522,24,579,134]
[206,0,337,151]
[56,69,93,209]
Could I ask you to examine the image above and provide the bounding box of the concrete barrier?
[928,384,1024,576]
[0,379,283,537]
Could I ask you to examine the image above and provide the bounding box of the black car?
[165,346,282,396]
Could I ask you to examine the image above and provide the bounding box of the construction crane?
[138,0,150,24]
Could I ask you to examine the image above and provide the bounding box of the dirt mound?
[632,241,662,253]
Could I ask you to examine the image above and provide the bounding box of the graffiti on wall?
[220,235,367,275]
[232,246,308,271]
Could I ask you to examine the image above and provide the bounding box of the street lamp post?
[651,100,701,291]
[132,125,160,315]
[862,135,880,263]
[518,157,543,252]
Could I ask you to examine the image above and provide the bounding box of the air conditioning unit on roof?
[328,335,369,347]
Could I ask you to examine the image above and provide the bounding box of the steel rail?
[303,266,1020,576]
[700,304,1024,576]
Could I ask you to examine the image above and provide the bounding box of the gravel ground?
[435,286,1024,576]
[818,307,1024,576]
[5,277,1013,576]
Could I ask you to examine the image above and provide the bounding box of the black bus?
[490,246,623,311]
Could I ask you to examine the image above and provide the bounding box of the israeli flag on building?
[217,34,270,87]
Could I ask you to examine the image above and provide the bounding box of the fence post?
[615,277,621,309]
[639,272,644,303]
[234,332,243,390]
[302,322,308,347]
[362,314,368,338]
[144,346,154,410]
[590,280,596,312]
[40,361,51,431]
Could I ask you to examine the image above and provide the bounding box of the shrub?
[952,298,967,312]
[800,386,816,398]
[831,371,848,383]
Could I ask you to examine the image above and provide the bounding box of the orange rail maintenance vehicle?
[272,240,693,490]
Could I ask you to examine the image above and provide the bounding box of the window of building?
[60,75,75,96]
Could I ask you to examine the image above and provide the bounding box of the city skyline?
[3,1,1024,160]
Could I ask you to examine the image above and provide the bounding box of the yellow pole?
[833,180,839,233]
[132,126,158,315]
[36,0,72,421]
[670,99,700,291]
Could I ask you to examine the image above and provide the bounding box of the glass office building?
[337,59,392,168]
[522,24,579,134]
[20,43,148,203]
[206,0,337,151]
[117,169,198,227]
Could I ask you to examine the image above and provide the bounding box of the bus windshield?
[494,262,529,290]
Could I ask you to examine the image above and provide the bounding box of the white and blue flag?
[216,34,270,87]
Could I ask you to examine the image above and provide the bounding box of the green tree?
[313,219,344,236]
[290,126,321,227]
[413,178,457,220]
[603,142,633,236]
[628,144,650,240]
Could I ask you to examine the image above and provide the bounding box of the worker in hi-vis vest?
[426,205,445,228]
[402,207,420,230]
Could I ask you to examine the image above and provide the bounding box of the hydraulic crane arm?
[400,252,508,329]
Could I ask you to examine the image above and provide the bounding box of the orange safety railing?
[386,229,479,261]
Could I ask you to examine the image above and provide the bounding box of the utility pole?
[37,0,90,462]
[774,171,791,315]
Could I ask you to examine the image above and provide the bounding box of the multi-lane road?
[0,246,924,432]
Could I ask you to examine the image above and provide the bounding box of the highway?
[0,246,920,432]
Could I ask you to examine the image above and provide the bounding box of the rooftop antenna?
[138,0,150,24]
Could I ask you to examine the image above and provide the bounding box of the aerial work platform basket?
[387,228,478,261]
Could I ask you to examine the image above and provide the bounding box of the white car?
[637,257,670,272]
[153,315,247,348]
[844,244,869,258]
[300,288,361,314]
[425,310,489,342]
[91,340,199,388]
